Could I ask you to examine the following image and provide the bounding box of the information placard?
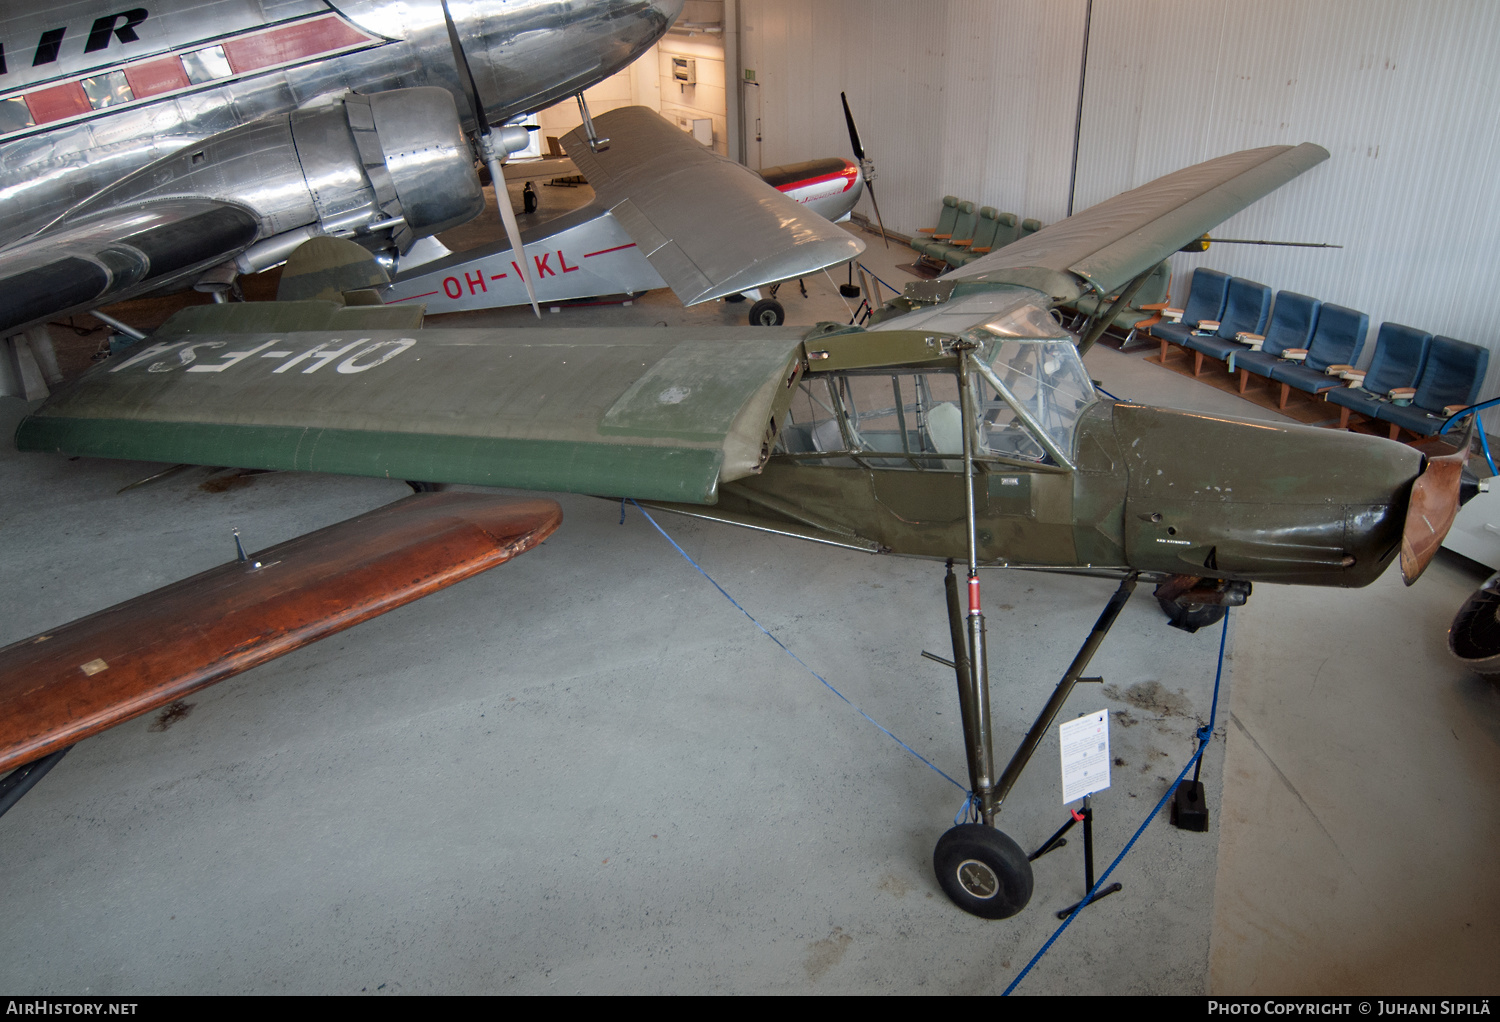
[1059,710,1110,804]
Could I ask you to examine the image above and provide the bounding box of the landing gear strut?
[929,344,1139,919]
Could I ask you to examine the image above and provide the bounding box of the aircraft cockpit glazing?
[778,305,1097,472]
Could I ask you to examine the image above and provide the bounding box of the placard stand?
[1029,793,1124,919]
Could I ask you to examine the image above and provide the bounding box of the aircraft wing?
[0,200,262,338]
[561,106,865,305]
[948,143,1330,304]
[15,302,807,505]
[0,491,561,776]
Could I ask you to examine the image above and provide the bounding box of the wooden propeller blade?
[0,492,562,773]
[1401,441,1469,585]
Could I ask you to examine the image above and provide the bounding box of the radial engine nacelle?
[0,87,486,336]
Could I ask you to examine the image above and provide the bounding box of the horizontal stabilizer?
[953,143,1330,303]
[0,492,561,773]
[18,307,806,503]
[563,106,864,304]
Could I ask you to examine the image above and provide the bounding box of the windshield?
[973,337,1096,463]
[776,305,1097,469]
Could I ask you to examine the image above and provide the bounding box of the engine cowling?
[0,88,485,335]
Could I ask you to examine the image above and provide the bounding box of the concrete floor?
[0,181,1495,994]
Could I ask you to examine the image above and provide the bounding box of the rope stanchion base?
[1171,779,1210,831]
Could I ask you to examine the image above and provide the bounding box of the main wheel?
[933,823,1033,919]
[748,298,785,326]
[1157,595,1227,633]
[1449,572,1500,674]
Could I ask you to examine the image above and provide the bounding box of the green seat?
[919,201,977,263]
[947,207,1001,268]
[989,211,1020,250]
[1062,260,1172,341]
[910,196,960,254]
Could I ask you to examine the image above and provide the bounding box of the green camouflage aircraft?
[10,141,1478,918]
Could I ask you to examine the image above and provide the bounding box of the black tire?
[748,298,785,326]
[1157,595,1227,634]
[933,824,1033,919]
[1449,573,1500,674]
[723,292,746,303]
[839,283,861,298]
[405,480,442,493]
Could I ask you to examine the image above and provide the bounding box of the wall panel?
[741,0,1500,425]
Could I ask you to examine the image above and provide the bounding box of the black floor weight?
[933,823,1034,919]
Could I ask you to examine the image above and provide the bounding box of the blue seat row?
[1150,268,1490,438]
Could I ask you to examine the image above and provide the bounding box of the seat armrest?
[918,227,936,233]
[1444,404,1471,417]
[1388,387,1417,400]
[1281,348,1309,362]
[1139,302,1171,311]
[951,238,973,246]
[1324,363,1354,376]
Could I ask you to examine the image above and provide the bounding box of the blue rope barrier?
[1439,398,1499,477]
[1002,607,1230,996]
[1095,384,1123,402]
[856,263,903,303]
[623,499,968,793]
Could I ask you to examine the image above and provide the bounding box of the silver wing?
[563,106,865,305]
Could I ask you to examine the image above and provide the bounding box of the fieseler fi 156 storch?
[0,3,1486,921]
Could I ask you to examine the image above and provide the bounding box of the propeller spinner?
[441,0,541,317]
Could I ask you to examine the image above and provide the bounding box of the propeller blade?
[840,93,888,248]
[440,0,539,316]
[1400,424,1473,585]
[488,150,541,317]
[864,179,891,249]
[440,0,490,136]
[840,92,864,161]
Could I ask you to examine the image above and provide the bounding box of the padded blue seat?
[1323,322,1431,423]
[1372,336,1488,437]
[1150,268,1231,355]
[1265,304,1372,407]
[1232,291,1321,390]
[1183,277,1272,374]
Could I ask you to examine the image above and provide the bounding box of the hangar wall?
[739,0,1500,423]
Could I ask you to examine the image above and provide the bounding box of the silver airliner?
[0,0,861,353]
